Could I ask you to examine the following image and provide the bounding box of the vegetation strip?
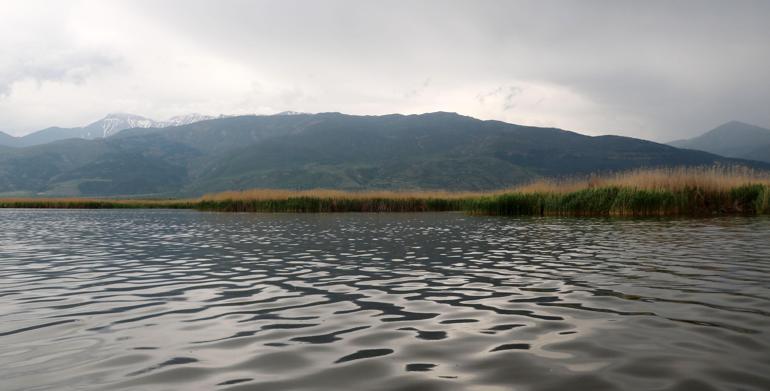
[0,199,196,209]
[2,167,769,216]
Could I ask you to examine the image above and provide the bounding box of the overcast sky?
[1,0,769,140]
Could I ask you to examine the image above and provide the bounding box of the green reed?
[465,184,770,216]
[196,197,468,213]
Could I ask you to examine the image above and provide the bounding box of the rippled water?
[1,210,770,391]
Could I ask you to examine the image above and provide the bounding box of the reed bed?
[198,189,482,212]
[0,198,195,209]
[201,188,487,201]
[2,166,769,216]
[470,166,770,216]
[510,166,770,194]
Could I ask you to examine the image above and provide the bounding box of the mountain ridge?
[669,121,770,163]
[0,112,227,147]
[2,112,767,197]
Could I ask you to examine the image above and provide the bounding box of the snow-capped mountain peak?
[274,110,308,116]
[83,112,225,138]
[166,113,216,126]
[8,112,247,146]
[86,113,160,138]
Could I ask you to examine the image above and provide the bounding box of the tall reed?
[197,190,480,212]
[469,166,770,216]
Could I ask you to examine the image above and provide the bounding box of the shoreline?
[4,167,768,217]
[2,184,768,217]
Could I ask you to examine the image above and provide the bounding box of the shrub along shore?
[2,167,769,217]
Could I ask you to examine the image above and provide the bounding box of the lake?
[1,210,769,390]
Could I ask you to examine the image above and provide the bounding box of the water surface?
[1,210,769,390]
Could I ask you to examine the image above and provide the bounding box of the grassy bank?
[2,167,769,216]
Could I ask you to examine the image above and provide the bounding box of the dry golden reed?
[510,166,770,194]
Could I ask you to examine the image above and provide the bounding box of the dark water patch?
[509,296,560,303]
[490,343,530,352]
[439,319,479,324]
[398,327,448,341]
[405,363,437,372]
[217,378,253,386]
[335,349,394,363]
[261,323,320,330]
[484,323,526,332]
[0,319,77,337]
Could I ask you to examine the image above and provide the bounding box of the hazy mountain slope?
[182,113,761,193]
[115,114,325,154]
[0,113,220,148]
[50,152,188,196]
[0,137,197,196]
[669,121,770,162]
[0,131,17,147]
[0,139,113,193]
[14,127,91,147]
[2,112,767,196]
[7,114,160,147]
[743,144,770,163]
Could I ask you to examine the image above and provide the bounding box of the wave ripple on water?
[1,210,769,391]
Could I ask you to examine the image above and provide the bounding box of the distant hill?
[669,121,770,163]
[1,112,766,197]
[0,113,218,148]
[742,144,770,163]
[0,131,16,146]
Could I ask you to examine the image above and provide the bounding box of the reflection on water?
[1,210,769,390]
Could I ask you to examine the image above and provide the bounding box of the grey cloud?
[476,87,503,105]
[503,87,523,112]
[0,51,120,96]
[405,78,431,99]
[1,0,769,140]
[126,0,770,138]
[476,86,523,112]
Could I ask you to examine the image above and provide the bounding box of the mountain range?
[0,113,222,148]
[0,112,768,197]
[669,121,770,163]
